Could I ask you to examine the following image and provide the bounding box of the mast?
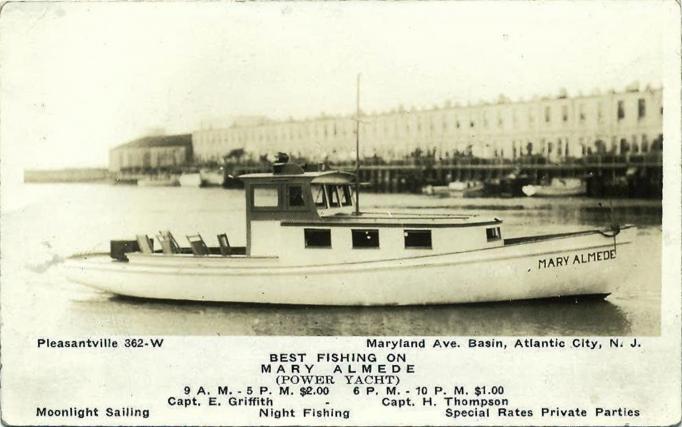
[355,73,361,215]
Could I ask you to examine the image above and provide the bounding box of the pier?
[222,152,663,198]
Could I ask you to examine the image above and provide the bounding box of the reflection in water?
[69,294,631,336]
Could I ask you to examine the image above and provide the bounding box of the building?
[109,134,193,172]
[192,85,663,164]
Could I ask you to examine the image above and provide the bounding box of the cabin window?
[253,185,279,208]
[326,185,340,207]
[304,228,332,248]
[352,229,380,249]
[312,185,327,208]
[486,227,502,242]
[339,185,353,207]
[404,230,432,249]
[287,185,305,207]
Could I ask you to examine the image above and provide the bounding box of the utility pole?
[355,73,361,215]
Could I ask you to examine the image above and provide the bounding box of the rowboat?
[63,158,636,306]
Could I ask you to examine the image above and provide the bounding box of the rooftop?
[112,134,192,150]
[239,170,355,184]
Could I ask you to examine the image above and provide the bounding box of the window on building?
[617,101,625,120]
[638,98,646,119]
[579,104,586,121]
[253,186,279,208]
[641,134,649,153]
[304,229,331,248]
[352,229,380,248]
[404,230,432,249]
[470,121,475,128]
[562,105,568,122]
[632,135,639,153]
[544,106,551,123]
[486,227,502,242]
[287,185,305,207]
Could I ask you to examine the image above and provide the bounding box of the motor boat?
[63,157,636,306]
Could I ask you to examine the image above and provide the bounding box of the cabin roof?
[281,212,502,227]
[239,170,355,184]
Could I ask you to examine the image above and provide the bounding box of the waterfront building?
[109,134,193,172]
[191,85,662,164]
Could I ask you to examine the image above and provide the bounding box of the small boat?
[482,173,533,198]
[111,177,138,185]
[137,176,180,187]
[422,181,484,198]
[179,172,203,188]
[523,178,587,197]
[201,169,226,187]
[63,157,636,306]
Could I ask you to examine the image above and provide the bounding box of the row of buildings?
[109,84,663,172]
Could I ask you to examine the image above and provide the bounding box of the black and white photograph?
[1,1,679,425]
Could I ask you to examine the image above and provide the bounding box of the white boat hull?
[201,171,225,187]
[63,227,636,306]
[179,173,203,187]
[522,180,587,197]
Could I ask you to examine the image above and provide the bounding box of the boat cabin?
[111,160,505,263]
[239,161,505,263]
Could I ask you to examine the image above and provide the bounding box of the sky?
[0,1,670,175]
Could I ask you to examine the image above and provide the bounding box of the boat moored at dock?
[178,172,203,187]
[523,178,587,197]
[64,157,636,306]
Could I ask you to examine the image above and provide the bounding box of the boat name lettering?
[538,249,616,270]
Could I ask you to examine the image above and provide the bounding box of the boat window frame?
[251,184,281,211]
[351,229,380,249]
[326,185,341,208]
[311,184,328,209]
[304,228,332,249]
[486,226,502,242]
[404,229,433,249]
[339,185,354,207]
[285,184,307,210]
